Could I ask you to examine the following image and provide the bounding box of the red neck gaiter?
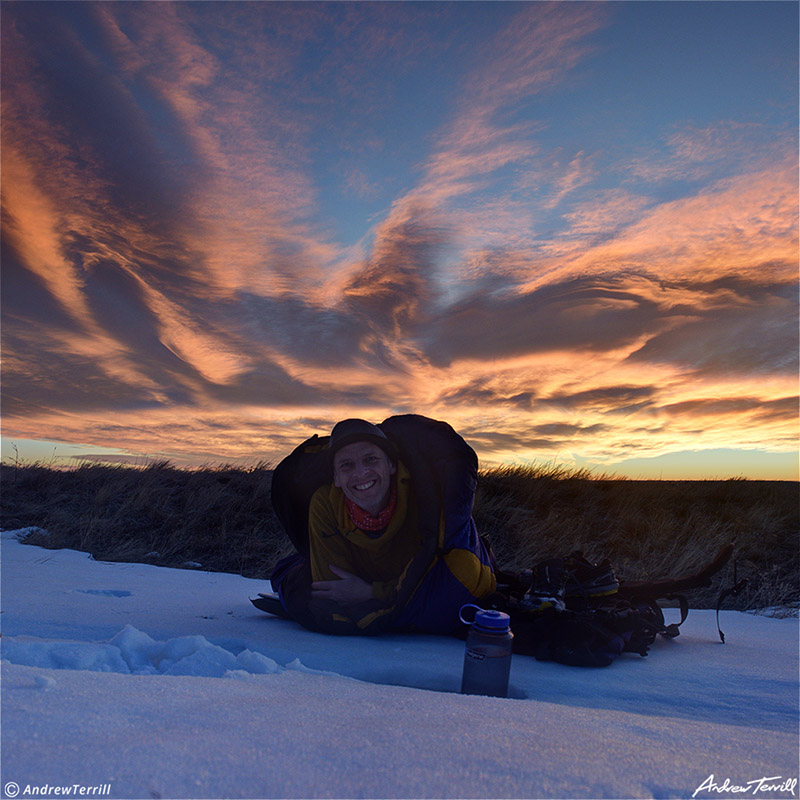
[345,480,397,532]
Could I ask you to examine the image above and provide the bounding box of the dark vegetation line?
[1,462,797,612]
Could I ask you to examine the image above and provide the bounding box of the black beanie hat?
[328,419,398,464]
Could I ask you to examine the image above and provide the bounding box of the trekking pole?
[715,559,748,643]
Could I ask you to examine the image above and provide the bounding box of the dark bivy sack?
[268,414,495,636]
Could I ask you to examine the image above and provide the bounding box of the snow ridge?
[1,624,337,678]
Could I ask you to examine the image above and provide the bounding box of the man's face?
[333,441,396,516]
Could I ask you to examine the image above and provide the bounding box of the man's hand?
[311,565,373,606]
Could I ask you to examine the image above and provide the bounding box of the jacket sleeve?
[307,486,348,582]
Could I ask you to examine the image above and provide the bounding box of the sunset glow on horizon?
[1,1,798,480]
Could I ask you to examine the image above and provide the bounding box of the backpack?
[484,551,714,668]
[505,596,686,668]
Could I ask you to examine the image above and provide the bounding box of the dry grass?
[474,466,798,610]
[2,461,797,611]
[1,461,292,579]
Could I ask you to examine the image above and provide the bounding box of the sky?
[1,1,798,479]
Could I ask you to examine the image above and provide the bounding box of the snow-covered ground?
[1,528,797,800]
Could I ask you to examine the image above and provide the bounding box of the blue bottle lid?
[459,604,510,632]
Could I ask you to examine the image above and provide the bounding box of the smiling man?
[269,416,497,636]
[309,420,411,609]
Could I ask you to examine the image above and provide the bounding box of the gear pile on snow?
[482,545,736,667]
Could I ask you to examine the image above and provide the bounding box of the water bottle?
[459,604,513,698]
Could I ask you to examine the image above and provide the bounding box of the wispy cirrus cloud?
[416,3,607,202]
[3,2,333,405]
[628,119,796,184]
